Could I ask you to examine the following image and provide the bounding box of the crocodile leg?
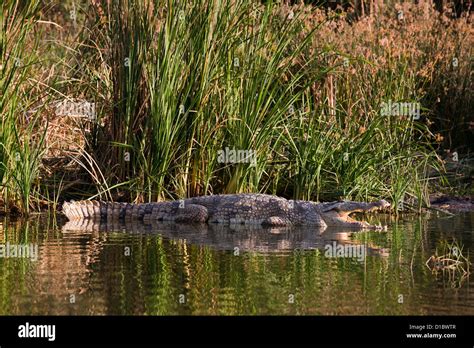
[175,204,209,223]
[262,216,292,226]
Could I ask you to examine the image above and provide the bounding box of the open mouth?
[346,213,388,230]
[323,199,390,230]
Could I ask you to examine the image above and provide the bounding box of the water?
[0,213,473,315]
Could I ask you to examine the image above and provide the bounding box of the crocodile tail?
[62,200,107,220]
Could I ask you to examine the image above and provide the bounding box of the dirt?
[429,194,474,213]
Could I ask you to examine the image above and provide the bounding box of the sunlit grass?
[1,0,46,214]
[1,0,472,214]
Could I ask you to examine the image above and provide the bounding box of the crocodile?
[62,193,390,230]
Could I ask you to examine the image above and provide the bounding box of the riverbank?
[1,0,472,216]
[430,195,474,213]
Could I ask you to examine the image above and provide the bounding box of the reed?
[1,0,472,214]
[0,0,46,214]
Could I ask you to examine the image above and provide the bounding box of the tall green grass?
[3,0,466,214]
[67,0,442,207]
[0,0,46,214]
[83,0,330,201]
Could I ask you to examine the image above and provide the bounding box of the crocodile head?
[319,199,390,230]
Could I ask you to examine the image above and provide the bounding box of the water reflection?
[62,219,389,255]
[0,213,472,315]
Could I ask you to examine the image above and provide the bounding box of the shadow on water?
[0,213,473,315]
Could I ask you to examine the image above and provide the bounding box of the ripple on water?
[0,213,473,315]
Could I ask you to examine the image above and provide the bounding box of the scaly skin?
[62,193,390,230]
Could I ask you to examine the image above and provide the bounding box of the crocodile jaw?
[322,200,390,230]
[324,213,387,230]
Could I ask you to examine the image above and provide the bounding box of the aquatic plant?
[426,239,471,287]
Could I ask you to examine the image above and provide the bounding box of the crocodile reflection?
[62,219,389,256]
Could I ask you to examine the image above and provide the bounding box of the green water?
[0,213,473,315]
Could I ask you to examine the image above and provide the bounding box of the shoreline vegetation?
[0,0,472,217]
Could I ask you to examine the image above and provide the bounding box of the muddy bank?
[2,195,474,219]
[430,195,474,213]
